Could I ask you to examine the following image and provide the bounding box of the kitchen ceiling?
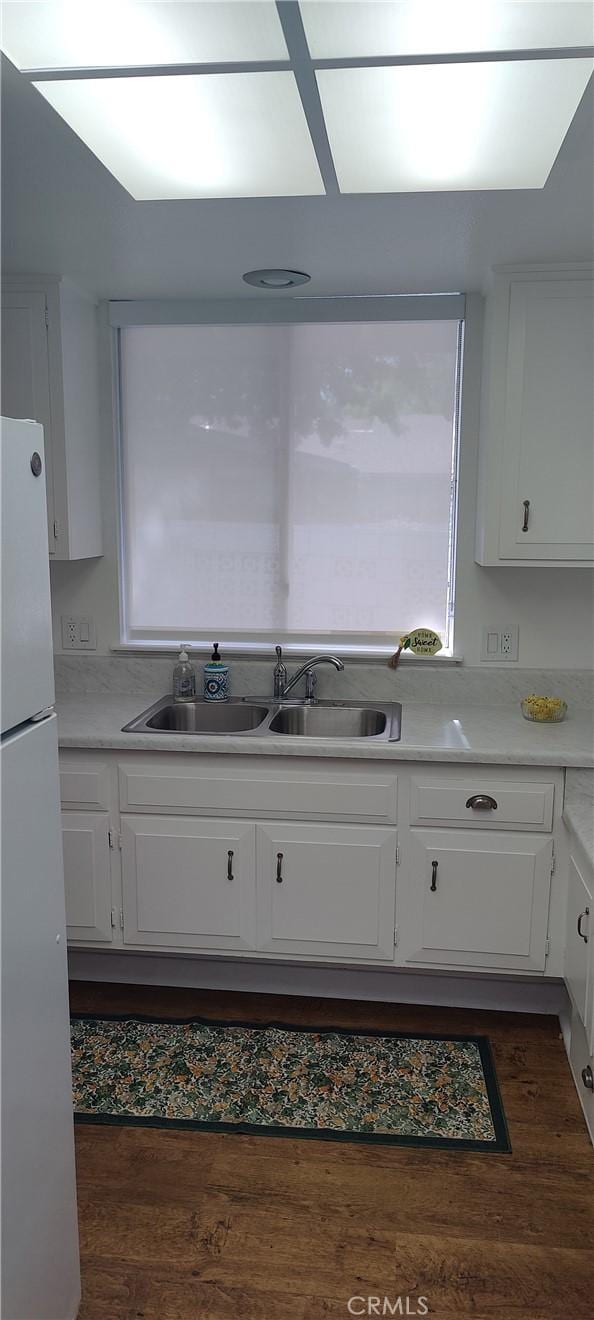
[1,0,593,200]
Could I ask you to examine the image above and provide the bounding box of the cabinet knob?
[276,852,284,883]
[430,859,439,891]
[522,499,530,532]
[582,1065,594,1092]
[227,849,234,882]
[577,908,589,943]
[466,794,498,811]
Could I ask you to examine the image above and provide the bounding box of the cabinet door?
[565,852,592,1030]
[121,815,256,950]
[404,830,553,971]
[1,288,56,552]
[500,278,594,560]
[62,811,112,942]
[256,822,397,961]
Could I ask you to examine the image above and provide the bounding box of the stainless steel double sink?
[122,696,402,741]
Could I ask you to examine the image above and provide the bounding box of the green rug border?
[71,1012,511,1154]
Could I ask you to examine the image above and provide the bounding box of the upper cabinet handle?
[227,849,234,882]
[577,908,589,943]
[466,794,498,811]
[522,499,530,533]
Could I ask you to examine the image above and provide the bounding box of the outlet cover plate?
[61,615,97,650]
[481,625,519,662]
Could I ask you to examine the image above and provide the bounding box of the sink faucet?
[276,652,344,703]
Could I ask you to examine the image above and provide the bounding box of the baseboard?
[68,949,569,1015]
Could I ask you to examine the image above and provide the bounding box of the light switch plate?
[480,625,519,662]
[61,615,97,650]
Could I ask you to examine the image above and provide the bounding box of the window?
[117,301,462,654]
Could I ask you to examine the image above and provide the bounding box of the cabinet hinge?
[395,844,400,867]
[110,908,117,928]
[545,937,551,957]
[108,829,122,850]
[550,847,556,875]
[44,302,49,328]
[119,909,124,929]
[52,520,59,541]
[394,926,399,947]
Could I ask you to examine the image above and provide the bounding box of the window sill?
[111,643,463,666]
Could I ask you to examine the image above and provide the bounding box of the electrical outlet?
[61,615,97,650]
[480,625,519,662]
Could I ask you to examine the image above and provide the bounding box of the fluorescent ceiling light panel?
[1,1,288,70]
[300,1,594,59]
[33,71,324,198]
[316,59,594,193]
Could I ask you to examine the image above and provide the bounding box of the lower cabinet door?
[565,852,593,1032]
[62,810,113,942]
[121,815,256,950]
[256,822,397,960]
[404,829,553,971]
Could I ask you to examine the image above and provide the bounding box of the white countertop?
[564,769,594,864]
[55,693,594,768]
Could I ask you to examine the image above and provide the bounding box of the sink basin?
[123,695,401,741]
[269,702,395,739]
[122,698,270,735]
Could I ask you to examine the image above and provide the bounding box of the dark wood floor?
[70,980,594,1320]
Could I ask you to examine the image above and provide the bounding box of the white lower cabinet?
[256,822,397,960]
[564,853,592,1038]
[61,753,565,980]
[121,815,256,951]
[62,810,113,942]
[403,829,553,971]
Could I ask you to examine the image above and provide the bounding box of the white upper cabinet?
[1,275,102,560]
[476,265,594,566]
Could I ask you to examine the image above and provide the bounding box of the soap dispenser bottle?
[172,647,197,703]
[203,642,230,702]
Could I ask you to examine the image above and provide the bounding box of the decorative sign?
[388,628,442,669]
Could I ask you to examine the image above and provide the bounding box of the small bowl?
[521,696,567,723]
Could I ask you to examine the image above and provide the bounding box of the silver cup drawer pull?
[466,794,498,811]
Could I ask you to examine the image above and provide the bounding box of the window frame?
[112,294,465,659]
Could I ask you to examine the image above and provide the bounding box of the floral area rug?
[71,1013,510,1152]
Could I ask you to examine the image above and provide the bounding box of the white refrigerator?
[1,418,80,1320]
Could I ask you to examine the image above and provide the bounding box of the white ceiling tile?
[33,71,324,199]
[2,1,288,71]
[301,1,594,60]
[317,59,594,192]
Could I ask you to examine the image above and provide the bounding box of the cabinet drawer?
[410,777,554,831]
[60,759,111,811]
[119,759,398,823]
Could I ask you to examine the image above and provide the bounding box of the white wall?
[49,299,594,669]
